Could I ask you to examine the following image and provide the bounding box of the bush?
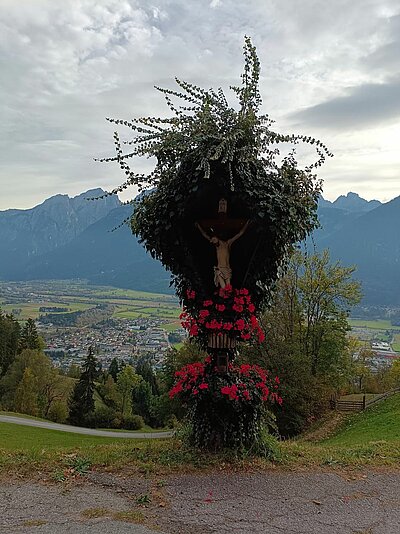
[47,401,68,424]
[86,406,118,428]
[122,414,144,430]
[165,414,179,429]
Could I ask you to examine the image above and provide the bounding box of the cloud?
[0,0,400,209]
[289,78,400,130]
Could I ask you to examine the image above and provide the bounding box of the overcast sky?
[1,0,399,210]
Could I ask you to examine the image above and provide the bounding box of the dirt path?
[0,415,172,439]
[1,469,400,533]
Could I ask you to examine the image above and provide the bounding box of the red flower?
[235,319,245,331]
[219,285,232,298]
[199,309,210,319]
[221,384,239,400]
[248,303,255,313]
[223,322,233,330]
[199,383,209,390]
[189,324,199,336]
[186,289,196,300]
[203,300,213,307]
[250,315,258,327]
[215,304,226,312]
[206,319,222,330]
[232,304,244,312]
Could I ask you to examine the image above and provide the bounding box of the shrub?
[86,406,118,428]
[47,401,68,424]
[122,414,144,430]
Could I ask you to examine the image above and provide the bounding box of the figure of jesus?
[195,220,250,288]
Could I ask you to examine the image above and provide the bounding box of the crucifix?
[195,198,249,288]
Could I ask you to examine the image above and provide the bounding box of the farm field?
[392,333,400,352]
[349,318,400,352]
[0,280,181,329]
[349,318,400,331]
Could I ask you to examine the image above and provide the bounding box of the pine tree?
[0,311,21,376]
[19,318,41,351]
[68,346,98,426]
[108,357,120,381]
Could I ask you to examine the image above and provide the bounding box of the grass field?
[1,302,93,320]
[163,321,181,332]
[322,393,400,446]
[349,319,400,331]
[0,422,139,451]
[392,334,400,352]
[0,280,181,326]
[2,394,400,477]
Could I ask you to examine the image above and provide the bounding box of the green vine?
[96,37,331,307]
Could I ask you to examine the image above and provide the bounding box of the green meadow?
[349,318,400,331]
[2,394,400,476]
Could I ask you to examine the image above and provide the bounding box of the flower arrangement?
[170,359,281,404]
[169,356,282,449]
[180,286,265,347]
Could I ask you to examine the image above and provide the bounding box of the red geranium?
[169,357,282,407]
[180,286,266,346]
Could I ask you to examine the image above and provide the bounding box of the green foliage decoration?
[97,37,331,308]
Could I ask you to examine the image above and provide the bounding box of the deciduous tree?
[116,365,141,415]
[14,367,39,416]
[244,249,361,436]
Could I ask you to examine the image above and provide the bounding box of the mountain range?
[0,190,399,305]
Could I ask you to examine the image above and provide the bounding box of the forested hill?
[1,190,399,304]
[313,195,400,305]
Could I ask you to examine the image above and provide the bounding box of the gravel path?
[1,469,400,533]
[0,415,172,439]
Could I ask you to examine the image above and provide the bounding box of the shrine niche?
[97,37,330,450]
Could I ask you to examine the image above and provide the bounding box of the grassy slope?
[0,422,138,450]
[2,395,400,477]
[322,393,400,446]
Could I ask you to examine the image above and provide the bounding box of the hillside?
[0,189,120,279]
[322,393,400,446]
[315,196,400,305]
